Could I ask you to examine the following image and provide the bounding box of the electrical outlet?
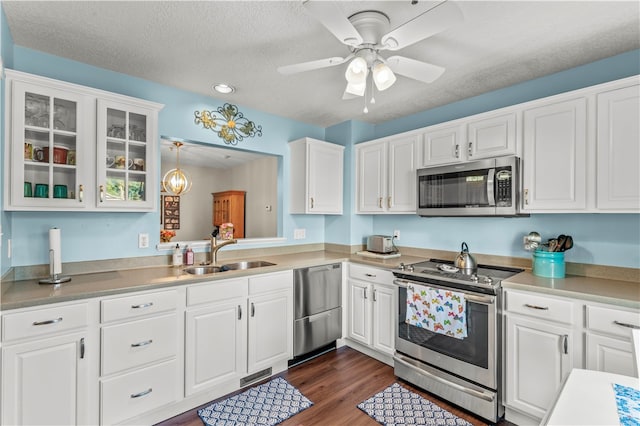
[138,233,149,249]
[393,230,400,240]
[294,228,306,240]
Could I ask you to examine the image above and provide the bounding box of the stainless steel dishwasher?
[293,263,342,358]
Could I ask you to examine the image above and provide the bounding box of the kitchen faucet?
[203,229,237,265]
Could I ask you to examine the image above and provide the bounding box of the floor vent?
[240,367,272,387]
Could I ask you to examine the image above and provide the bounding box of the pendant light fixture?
[162,141,192,196]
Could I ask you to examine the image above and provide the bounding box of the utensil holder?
[532,250,565,278]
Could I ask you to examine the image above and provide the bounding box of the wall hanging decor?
[194,103,263,145]
[162,195,180,231]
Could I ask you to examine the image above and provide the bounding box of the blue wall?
[0,5,638,270]
[1,8,14,276]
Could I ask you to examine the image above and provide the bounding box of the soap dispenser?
[172,244,183,267]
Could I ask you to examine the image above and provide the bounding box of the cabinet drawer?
[101,290,177,323]
[504,290,574,324]
[101,313,178,376]
[249,270,293,295]
[586,305,640,338]
[2,302,88,342]
[100,359,179,425]
[349,263,393,285]
[187,278,247,306]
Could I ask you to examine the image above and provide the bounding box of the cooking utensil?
[454,242,477,275]
[555,235,567,252]
[562,235,573,251]
[546,238,558,252]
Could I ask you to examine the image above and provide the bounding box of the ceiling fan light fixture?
[345,81,366,96]
[372,62,396,91]
[345,56,368,84]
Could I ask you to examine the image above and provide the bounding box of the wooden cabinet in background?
[212,190,245,238]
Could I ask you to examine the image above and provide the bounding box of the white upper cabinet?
[596,84,640,210]
[96,99,159,210]
[289,137,344,214]
[356,134,419,214]
[467,111,518,160]
[422,109,518,167]
[422,122,464,166]
[4,70,163,212]
[522,97,588,211]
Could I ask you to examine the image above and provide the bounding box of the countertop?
[2,250,638,311]
[542,368,639,425]
[503,271,640,309]
[0,251,424,310]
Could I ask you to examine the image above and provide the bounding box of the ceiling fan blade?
[386,56,445,83]
[277,56,347,75]
[381,1,463,51]
[303,0,363,47]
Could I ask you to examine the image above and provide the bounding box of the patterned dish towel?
[613,383,640,426]
[406,283,467,339]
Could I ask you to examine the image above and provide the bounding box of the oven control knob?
[471,274,478,282]
[483,276,494,285]
[407,264,415,272]
[399,263,405,271]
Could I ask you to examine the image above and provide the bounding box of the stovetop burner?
[393,258,523,295]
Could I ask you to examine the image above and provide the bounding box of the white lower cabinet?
[1,302,93,425]
[185,271,293,397]
[504,314,575,421]
[99,289,181,425]
[503,288,639,425]
[347,264,396,359]
[585,303,640,377]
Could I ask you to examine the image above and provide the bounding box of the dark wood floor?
[158,346,510,426]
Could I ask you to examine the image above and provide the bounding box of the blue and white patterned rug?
[198,376,313,426]
[358,383,474,426]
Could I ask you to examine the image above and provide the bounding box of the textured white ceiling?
[2,1,639,128]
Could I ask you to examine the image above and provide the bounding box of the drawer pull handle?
[365,273,376,278]
[614,320,640,329]
[238,305,242,320]
[130,388,152,399]
[131,339,153,348]
[33,317,63,326]
[373,289,377,302]
[131,302,154,309]
[364,288,368,299]
[251,302,255,317]
[80,337,85,359]
[524,303,549,310]
[563,334,568,354]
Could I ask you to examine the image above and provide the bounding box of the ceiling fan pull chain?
[370,73,376,104]
[363,78,369,114]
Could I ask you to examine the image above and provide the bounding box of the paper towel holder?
[39,227,71,285]
[39,248,71,284]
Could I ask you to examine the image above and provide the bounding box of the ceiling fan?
[277,1,463,103]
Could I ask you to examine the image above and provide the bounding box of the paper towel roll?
[49,227,62,275]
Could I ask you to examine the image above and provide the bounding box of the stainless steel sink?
[183,265,224,275]
[221,261,276,271]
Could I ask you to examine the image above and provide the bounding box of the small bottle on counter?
[172,244,183,267]
[184,246,194,266]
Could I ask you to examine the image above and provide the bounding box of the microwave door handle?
[487,168,495,206]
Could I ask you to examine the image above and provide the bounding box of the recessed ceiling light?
[212,83,235,94]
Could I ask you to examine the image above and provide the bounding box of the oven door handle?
[393,279,495,305]
[393,353,495,403]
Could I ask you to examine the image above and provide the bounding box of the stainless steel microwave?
[417,156,523,217]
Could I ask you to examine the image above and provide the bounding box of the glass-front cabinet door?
[10,81,87,209]
[96,99,156,210]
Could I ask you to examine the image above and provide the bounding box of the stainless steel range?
[392,259,523,422]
